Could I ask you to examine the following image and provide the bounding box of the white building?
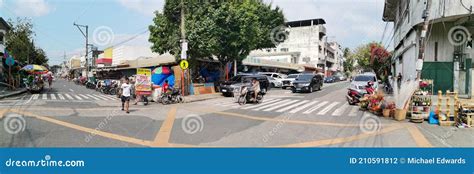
[383,0,474,96]
[248,18,344,75]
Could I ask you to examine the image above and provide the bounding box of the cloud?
[13,0,52,17]
[0,0,3,7]
[117,0,165,17]
[265,0,390,49]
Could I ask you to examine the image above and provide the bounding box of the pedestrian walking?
[397,72,402,90]
[47,73,53,89]
[121,78,132,114]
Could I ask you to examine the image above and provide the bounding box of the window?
[434,42,438,61]
[280,48,289,52]
[0,33,4,44]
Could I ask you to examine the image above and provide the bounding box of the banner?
[135,74,151,92]
[137,68,151,76]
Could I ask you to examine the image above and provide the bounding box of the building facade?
[247,18,346,74]
[383,0,474,96]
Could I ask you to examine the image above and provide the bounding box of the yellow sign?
[137,68,151,76]
[180,60,189,70]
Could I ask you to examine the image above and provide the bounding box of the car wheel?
[270,83,275,88]
[292,89,296,93]
[309,86,313,93]
[282,87,286,90]
[317,84,322,91]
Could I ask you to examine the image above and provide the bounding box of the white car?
[258,72,287,88]
[281,74,299,89]
[349,73,379,94]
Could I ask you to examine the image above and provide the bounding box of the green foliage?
[148,0,285,67]
[350,42,391,79]
[5,18,48,66]
[342,47,354,73]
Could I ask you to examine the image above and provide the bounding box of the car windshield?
[242,77,257,83]
[287,75,298,78]
[230,75,244,82]
[354,75,373,82]
[296,75,313,81]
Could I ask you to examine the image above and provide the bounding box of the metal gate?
[421,62,453,92]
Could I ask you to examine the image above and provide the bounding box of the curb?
[0,89,27,100]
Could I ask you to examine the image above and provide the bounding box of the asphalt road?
[0,79,472,147]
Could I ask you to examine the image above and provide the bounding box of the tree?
[350,42,391,80]
[148,0,285,77]
[5,18,48,66]
[342,47,354,74]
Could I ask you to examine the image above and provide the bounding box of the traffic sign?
[5,57,14,67]
[180,60,189,70]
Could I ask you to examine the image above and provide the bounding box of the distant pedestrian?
[397,72,403,90]
[121,78,132,114]
[47,73,53,89]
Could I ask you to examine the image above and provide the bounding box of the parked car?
[258,72,286,87]
[291,73,323,93]
[267,76,282,88]
[219,74,270,97]
[349,73,379,95]
[281,74,299,89]
[334,74,347,81]
[324,76,337,83]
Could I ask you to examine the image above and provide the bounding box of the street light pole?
[74,23,89,79]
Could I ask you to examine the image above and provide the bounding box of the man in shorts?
[121,78,132,114]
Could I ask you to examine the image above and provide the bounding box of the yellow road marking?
[405,125,433,147]
[276,125,404,147]
[152,106,178,146]
[9,109,153,147]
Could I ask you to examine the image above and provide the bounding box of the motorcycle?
[346,85,374,105]
[161,88,184,105]
[237,85,264,105]
[85,80,96,89]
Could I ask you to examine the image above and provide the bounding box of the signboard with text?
[135,74,152,94]
[137,68,152,76]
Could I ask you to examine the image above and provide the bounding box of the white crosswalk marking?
[42,94,48,100]
[348,106,359,117]
[253,99,292,111]
[57,94,66,100]
[73,94,83,100]
[242,99,281,110]
[93,94,109,100]
[64,94,74,100]
[289,101,318,113]
[101,95,117,100]
[302,101,329,114]
[31,94,39,100]
[78,94,90,99]
[276,100,310,113]
[50,94,56,100]
[332,103,349,116]
[317,102,340,115]
[85,94,100,100]
[263,100,299,112]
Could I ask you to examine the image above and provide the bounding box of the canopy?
[152,66,171,75]
[21,64,49,74]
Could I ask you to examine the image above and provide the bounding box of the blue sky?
[0,0,389,65]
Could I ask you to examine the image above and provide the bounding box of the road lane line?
[64,93,74,100]
[276,100,309,112]
[153,106,178,146]
[317,102,340,115]
[406,125,433,147]
[331,103,349,116]
[42,94,48,100]
[263,100,299,112]
[289,101,318,113]
[302,101,328,114]
[241,99,281,110]
[78,94,90,99]
[85,94,101,100]
[50,94,57,100]
[348,106,358,117]
[57,94,66,100]
[252,99,292,111]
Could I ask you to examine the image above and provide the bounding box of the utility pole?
[180,0,188,96]
[73,23,89,79]
[417,0,432,80]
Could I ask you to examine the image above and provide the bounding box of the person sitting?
[251,78,260,101]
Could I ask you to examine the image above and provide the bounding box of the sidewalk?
[0,87,27,100]
[185,93,223,103]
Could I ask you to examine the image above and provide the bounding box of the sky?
[0,0,391,65]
